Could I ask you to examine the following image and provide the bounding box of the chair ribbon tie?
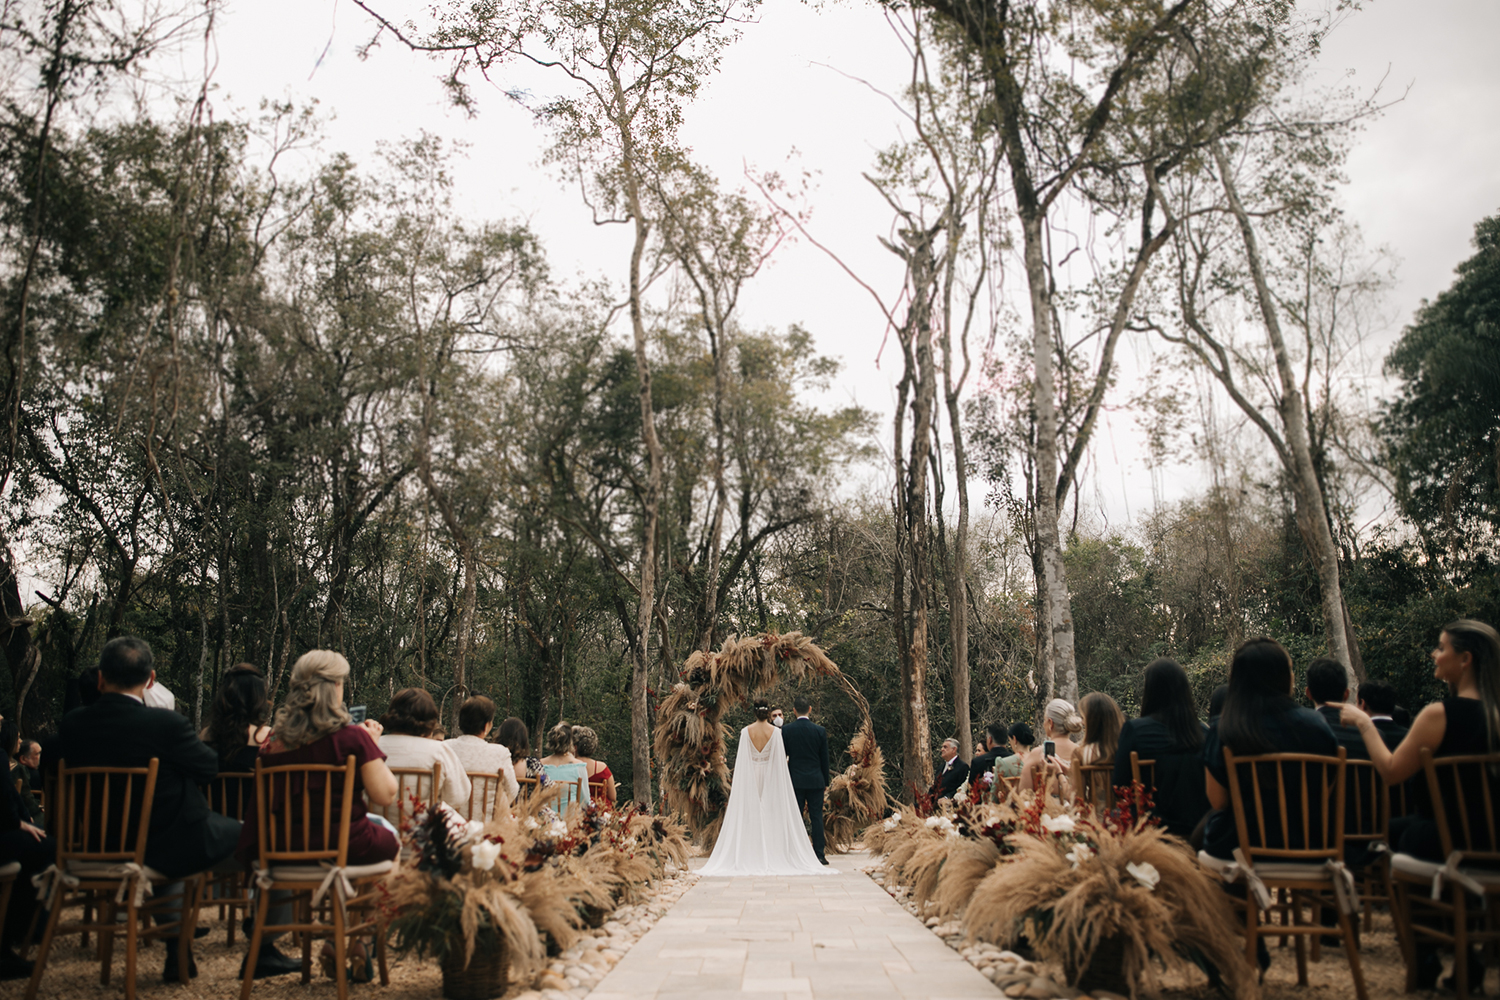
[31,864,80,904]
[112,862,152,908]
[1324,859,1359,915]
[311,864,357,925]
[253,865,276,892]
[1226,849,1273,911]
[1431,851,1488,906]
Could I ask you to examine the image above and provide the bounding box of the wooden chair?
[1197,748,1367,1000]
[1388,750,1500,1000]
[25,759,205,1000]
[463,771,507,823]
[0,860,18,952]
[1074,760,1115,811]
[383,763,442,835]
[204,771,256,944]
[1342,758,1391,934]
[242,756,392,1000]
[588,779,609,805]
[517,775,540,798]
[1127,752,1157,815]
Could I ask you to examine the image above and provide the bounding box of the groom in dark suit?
[781,695,830,865]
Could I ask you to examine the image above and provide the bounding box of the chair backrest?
[204,771,256,822]
[517,776,540,798]
[1128,752,1157,812]
[1075,762,1115,811]
[1222,748,1346,863]
[386,763,442,832]
[587,779,607,803]
[254,756,357,866]
[1421,750,1500,863]
[1343,758,1388,847]
[54,759,160,866]
[464,772,505,823]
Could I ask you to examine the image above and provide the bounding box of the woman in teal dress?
[537,722,591,809]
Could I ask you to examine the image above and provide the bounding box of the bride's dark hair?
[752,701,772,721]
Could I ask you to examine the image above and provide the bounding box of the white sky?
[202,0,1500,533]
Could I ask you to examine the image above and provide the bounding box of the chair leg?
[333,897,348,1000]
[375,911,390,986]
[176,878,198,984]
[1337,903,1370,1000]
[1454,889,1471,1000]
[1292,898,1309,985]
[23,887,66,1000]
[301,895,313,984]
[99,896,116,984]
[241,885,271,1000]
[81,894,92,949]
[1245,900,1259,970]
[123,896,138,1000]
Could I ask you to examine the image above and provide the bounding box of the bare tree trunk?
[1212,143,1357,688]
[939,269,973,760]
[611,66,664,812]
[1020,214,1078,701]
[697,326,728,653]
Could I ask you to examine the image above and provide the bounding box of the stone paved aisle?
[586,852,1000,1000]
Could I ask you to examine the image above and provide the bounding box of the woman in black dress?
[1112,657,1209,837]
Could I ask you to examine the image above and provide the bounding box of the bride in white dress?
[699,701,836,877]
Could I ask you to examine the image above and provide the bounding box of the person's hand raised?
[1335,702,1371,730]
[360,719,384,739]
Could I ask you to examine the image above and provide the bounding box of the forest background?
[0,0,1496,805]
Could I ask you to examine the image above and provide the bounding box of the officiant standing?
[781,695,830,865]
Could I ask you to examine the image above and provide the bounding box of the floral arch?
[652,631,887,850]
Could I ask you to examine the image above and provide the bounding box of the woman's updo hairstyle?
[752,701,772,721]
[546,721,574,756]
[382,687,441,738]
[1044,698,1084,736]
[571,725,599,758]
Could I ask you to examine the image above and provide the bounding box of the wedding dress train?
[699,725,835,877]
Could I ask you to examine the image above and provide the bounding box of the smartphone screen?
[1043,739,1056,759]
[349,704,367,724]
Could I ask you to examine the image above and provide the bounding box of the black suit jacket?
[57,692,232,876]
[969,749,1003,783]
[781,718,830,789]
[1372,718,1409,750]
[932,757,969,799]
[1316,705,1372,760]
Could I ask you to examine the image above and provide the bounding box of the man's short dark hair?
[1305,657,1349,704]
[793,694,811,715]
[1357,680,1398,716]
[458,695,496,737]
[1208,682,1229,719]
[985,722,1007,747]
[1009,722,1034,747]
[99,636,154,689]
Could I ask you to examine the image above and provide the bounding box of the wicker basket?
[440,931,509,1000]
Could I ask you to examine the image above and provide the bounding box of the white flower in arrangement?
[1040,813,1076,834]
[471,840,503,872]
[602,813,612,823]
[1065,843,1094,867]
[1126,861,1161,890]
[547,819,568,838]
[464,820,486,842]
[524,817,540,831]
[891,811,902,824]
[924,816,957,837]
[883,816,900,832]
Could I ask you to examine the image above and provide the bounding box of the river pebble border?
[862,859,1129,1000]
[508,866,702,1000]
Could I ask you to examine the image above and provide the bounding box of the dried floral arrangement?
[866,789,1256,1000]
[382,785,689,982]
[652,631,878,847]
[824,723,888,853]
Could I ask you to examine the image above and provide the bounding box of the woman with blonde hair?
[537,722,590,809]
[1018,698,1085,794]
[571,725,616,804]
[242,651,399,866]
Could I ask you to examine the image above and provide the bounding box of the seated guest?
[1074,693,1123,767]
[571,725,616,805]
[1019,699,1084,793]
[18,740,42,796]
[929,737,968,801]
[7,731,43,829]
[1,719,51,979]
[376,688,471,818]
[1339,620,1500,989]
[497,717,532,788]
[1207,682,1229,724]
[1305,656,1369,759]
[537,723,591,809]
[969,724,1008,791]
[57,636,241,980]
[247,651,398,979]
[1113,657,1210,837]
[445,695,520,820]
[1202,638,1337,862]
[1356,679,1408,749]
[999,723,1033,778]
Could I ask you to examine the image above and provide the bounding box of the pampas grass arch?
[652,631,887,850]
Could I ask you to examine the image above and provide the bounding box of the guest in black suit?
[1356,680,1409,749]
[968,724,1008,792]
[56,636,240,980]
[930,737,969,801]
[1305,657,1370,760]
[780,695,830,864]
[1,719,51,979]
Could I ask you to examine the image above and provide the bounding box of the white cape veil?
[699,725,833,877]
